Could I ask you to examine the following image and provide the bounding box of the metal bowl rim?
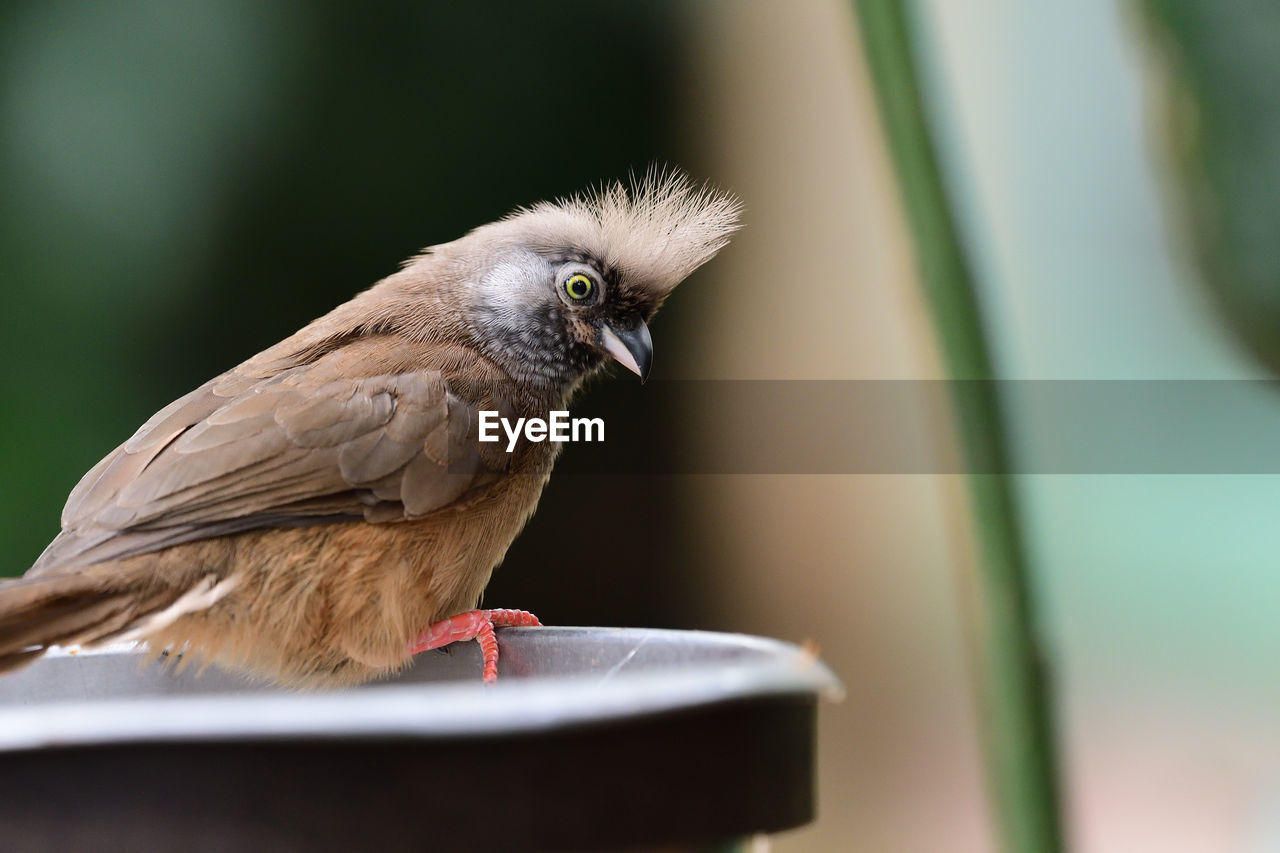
[0,626,842,752]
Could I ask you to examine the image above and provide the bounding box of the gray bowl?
[0,627,840,852]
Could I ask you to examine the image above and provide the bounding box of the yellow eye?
[564,272,595,301]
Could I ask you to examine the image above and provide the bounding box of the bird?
[0,171,741,687]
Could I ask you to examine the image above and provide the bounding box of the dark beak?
[599,321,654,383]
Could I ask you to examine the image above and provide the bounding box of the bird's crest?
[498,168,743,294]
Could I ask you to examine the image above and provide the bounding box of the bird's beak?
[599,321,653,383]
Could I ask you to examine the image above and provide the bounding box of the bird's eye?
[563,272,595,301]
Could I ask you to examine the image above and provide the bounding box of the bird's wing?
[30,344,512,573]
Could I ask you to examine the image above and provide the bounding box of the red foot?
[409,608,541,682]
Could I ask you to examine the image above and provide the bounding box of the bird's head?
[431,170,741,391]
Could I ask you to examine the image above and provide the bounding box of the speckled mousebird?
[0,171,741,686]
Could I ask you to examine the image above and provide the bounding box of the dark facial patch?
[476,299,603,387]
[468,248,661,390]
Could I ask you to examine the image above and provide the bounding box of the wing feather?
[32,341,508,573]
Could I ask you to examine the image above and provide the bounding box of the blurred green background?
[5,1,1280,851]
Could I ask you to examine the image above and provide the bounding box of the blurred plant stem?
[852,3,1065,852]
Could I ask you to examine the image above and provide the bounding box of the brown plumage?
[0,171,741,686]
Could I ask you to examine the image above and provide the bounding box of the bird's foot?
[409,608,541,682]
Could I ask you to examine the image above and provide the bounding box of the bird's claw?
[409,608,541,682]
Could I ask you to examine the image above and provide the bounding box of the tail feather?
[0,573,184,675]
[0,646,45,676]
